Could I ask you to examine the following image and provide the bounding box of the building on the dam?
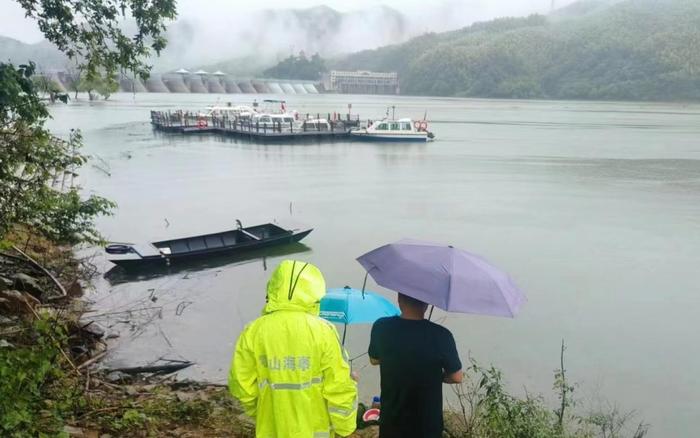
[322,70,400,95]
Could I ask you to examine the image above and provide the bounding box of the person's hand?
[351,371,359,382]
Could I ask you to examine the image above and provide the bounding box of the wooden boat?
[105,222,312,269]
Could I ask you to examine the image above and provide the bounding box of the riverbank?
[1,230,649,437]
[0,231,381,437]
[0,232,249,436]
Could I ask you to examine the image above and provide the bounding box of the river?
[47,93,700,436]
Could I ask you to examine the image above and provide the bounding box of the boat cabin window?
[305,122,329,131]
[283,117,294,123]
[259,116,271,123]
[390,122,399,130]
[376,123,388,130]
[401,122,412,130]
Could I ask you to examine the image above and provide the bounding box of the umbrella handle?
[341,322,348,346]
[361,272,368,298]
[428,305,434,321]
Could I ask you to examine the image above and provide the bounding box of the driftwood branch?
[77,351,108,370]
[108,362,193,375]
[11,244,67,297]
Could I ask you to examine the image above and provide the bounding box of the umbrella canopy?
[356,239,525,318]
[174,68,190,74]
[320,287,400,325]
[193,69,209,75]
[212,70,226,76]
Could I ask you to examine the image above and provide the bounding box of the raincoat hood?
[264,260,326,315]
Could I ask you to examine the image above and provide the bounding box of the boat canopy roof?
[207,104,255,111]
[377,117,413,122]
[254,113,294,118]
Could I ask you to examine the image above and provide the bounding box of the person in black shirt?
[368,293,463,438]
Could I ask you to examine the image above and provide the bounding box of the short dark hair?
[398,293,428,309]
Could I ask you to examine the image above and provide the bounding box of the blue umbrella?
[320,286,400,344]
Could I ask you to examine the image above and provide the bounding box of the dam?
[46,69,401,96]
[109,72,322,95]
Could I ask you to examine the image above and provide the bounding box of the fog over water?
[45,93,700,437]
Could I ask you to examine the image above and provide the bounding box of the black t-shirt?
[368,316,462,438]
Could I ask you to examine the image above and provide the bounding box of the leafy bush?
[446,363,562,438]
[444,356,648,438]
[0,316,78,436]
[0,63,115,245]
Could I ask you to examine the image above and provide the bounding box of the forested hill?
[334,0,700,101]
[0,36,66,69]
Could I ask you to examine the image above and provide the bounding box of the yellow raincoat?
[229,260,358,438]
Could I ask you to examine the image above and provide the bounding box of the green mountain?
[334,0,700,101]
[0,36,67,70]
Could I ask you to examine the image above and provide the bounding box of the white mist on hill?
[0,0,581,73]
[144,0,581,72]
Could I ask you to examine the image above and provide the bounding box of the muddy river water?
[47,93,700,436]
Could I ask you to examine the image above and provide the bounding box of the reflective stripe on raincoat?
[229,260,358,438]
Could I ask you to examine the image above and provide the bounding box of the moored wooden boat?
[105,223,312,269]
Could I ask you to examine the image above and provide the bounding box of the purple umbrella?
[356,239,525,318]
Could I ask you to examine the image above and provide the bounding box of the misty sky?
[1,0,577,44]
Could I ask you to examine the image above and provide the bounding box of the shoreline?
[0,232,382,437]
[1,232,648,437]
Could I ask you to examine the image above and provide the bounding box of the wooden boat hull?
[108,226,312,270]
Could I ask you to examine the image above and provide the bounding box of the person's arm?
[228,325,259,417]
[368,320,381,365]
[441,329,463,385]
[320,324,358,437]
[443,369,463,384]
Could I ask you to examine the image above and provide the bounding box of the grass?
[0,313,251,437]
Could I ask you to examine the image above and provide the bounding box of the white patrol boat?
[201,104,256,120]
[252,113,298,130]
[350,117,434,142]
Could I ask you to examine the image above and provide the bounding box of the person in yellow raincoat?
[229,260,358,438]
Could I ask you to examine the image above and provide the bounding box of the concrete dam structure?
[223,79,242,93]
[144,77,169,93]
[207,78,226,94]
[162,75,189,93]
[114,73,320,95]
[119,77,148,93]
[186,76,208,94]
